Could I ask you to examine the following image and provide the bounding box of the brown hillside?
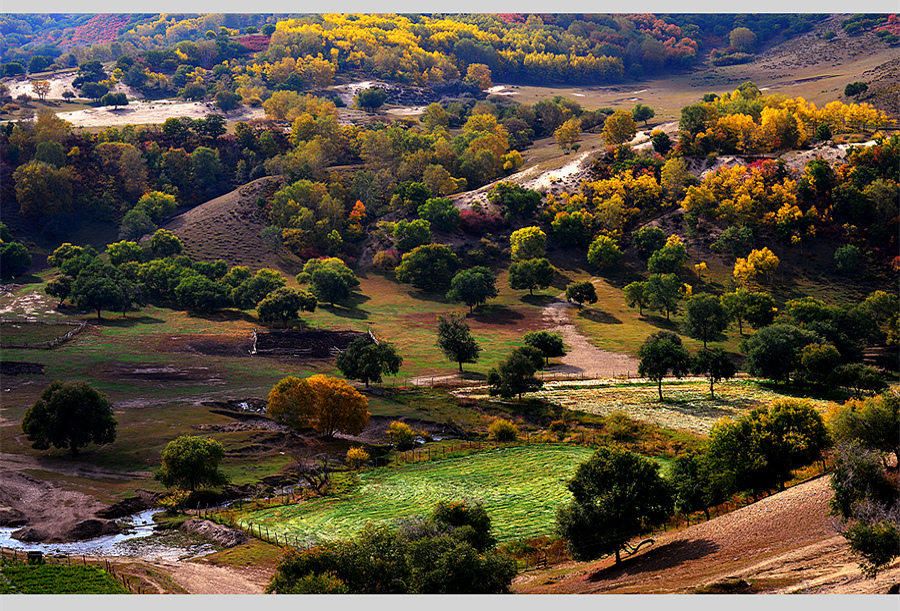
[513,475,900,595]
[160,176,304,277]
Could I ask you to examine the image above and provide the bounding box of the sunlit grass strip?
[0,564,128,594]
[528,379,834,435]
[241,445,597,544]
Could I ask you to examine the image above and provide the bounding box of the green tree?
[134,191,178,223]
[631,103,655,127]
[174,274,232,313]
[565,280,597,308]
[392,219,433,252]
[669,454,713,521]
[233,268,287,309]
[355,87,388,112]
[743,324,821,383]
[395,244,459,292]
[829,393,899,468]
[154,435,228,491]
[100,92,128,108]
[691,348,736,397]
[729,27,758,52]
[0,242,32,278]
[336,337,403,388]
[257,286,317,328]
[446,266,498,313]
[72,270,122,320]
[45,274,73,306]
[587,235,622,270]
[683,293,730,348]
[22,381,117,454]
[834,244,862,273]
[645,273,684,321]
[556,446,672,564]
[119,209,157,243]
[623,281,649,315]
[311,267,352,305]
[523,331,566,367]
[418,198,460,232]
[486,347,543,400]
[508,258,554,296]
[722,289,777,332]
[487,182,541,217]
[798,343,841,387]
[631,226,666,260]
[647,241,687,274]
[105,241,143,266]
[149,229,183,258]
[844,81,868,99]
[509,226,546,262]
[834,363,888,399]
[436,313,480,372]
[638,331,691,400]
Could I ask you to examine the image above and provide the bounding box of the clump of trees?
[266,500,516,594]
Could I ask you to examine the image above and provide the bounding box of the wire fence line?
[0,546,144,594]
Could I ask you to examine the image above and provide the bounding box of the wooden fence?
[1,319,89,350]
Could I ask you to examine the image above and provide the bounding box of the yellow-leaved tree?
[267,375,369,439]
[734,247,780,286]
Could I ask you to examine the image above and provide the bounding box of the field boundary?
[1,319,89,350]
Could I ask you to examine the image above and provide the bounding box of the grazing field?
[525,379,833,435]
[237,444,601,544]
[0,564,128,594]
[0,321,82,347]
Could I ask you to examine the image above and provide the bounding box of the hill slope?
[160,176,303,277]
[512,475,900,594]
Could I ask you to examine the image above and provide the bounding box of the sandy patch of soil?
[513,475,899,594]
[55,99,265,128]
[541,296,639,378]
[0,287,64,320]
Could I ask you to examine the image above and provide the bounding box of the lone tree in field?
[565,280,597,308]
[683,293,730,348]
[486,347,544,400]
[355,87,387,112]
[446,266,498,313]
[22,381,117,454]
[691,348,736,397]
[638,331,691,401]
[508,258,554,296]
[556,446,672,564]
[154,435,228,491]
[267,375,370,439]
[523,331,566,367]
[335,336,403,388]
[631,103,655,127]
[436,313,481,372]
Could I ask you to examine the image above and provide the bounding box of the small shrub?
[489,419,518,442]
[389,421,416,450]
[548,419,568,440]
[373,248,400,271]
[834,244,862,272]
[346,446,370,470]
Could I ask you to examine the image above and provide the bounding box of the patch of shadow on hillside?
[520,294,556,306]
[470,306,525,325]
[578,309,622,325]
[322,303,369,320]
[587,538,719,582]
[95,315,165,327]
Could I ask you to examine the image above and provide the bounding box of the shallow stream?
[0,509,217,562]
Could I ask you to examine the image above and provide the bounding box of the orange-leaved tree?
[267,374,369,439]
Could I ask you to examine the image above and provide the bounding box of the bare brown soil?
[513,475,900,595]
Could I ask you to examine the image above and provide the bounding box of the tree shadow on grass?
[96,315,166,327]
[470,305,524,325]
[645,315,680,331]
[578,309,623,325]
[587,538,720,582]
[12,273,43,285]
[520,294,557,306]
[321,303,370,320]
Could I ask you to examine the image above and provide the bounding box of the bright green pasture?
[0,564,127,594]
[239,444,597,544]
